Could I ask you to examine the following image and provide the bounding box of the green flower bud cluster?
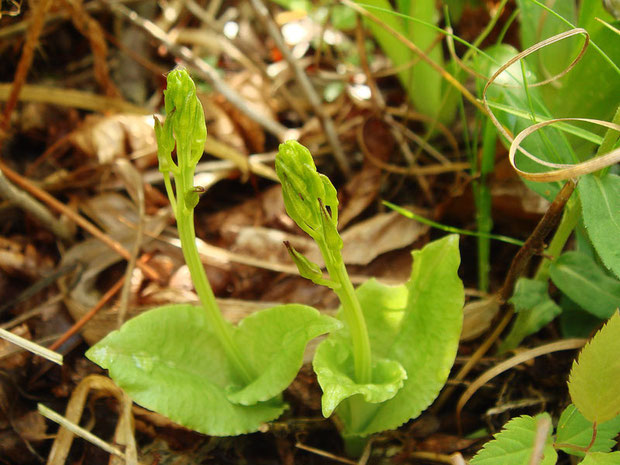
[154,69,207,175]
[276,141,342,251]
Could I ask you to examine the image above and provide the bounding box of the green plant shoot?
[276,141,464,442]
[86,70,339,435]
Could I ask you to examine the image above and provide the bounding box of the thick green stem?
[319,242,372,385]
[175,174,255,385]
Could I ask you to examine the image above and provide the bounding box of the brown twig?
[1,0,53,133]
[248,0,350,175]
[498,179,577,302]
[48,276,124,352]
[0,160,160,281]
[102,0,292,141]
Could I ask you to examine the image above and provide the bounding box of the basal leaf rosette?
[87,303,339,435]
[314,235,464,436]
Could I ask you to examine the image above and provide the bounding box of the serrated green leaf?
[87,303,339,435]
[578,174,620,278]
[556,404,620,457]
[314,235,464,436]
[581,452,620,465]
[550,251,620,319]
[470,414,557,465]
[498,278,562,353]
[568,312,620,423]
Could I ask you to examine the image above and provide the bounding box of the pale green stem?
[318,241,372,385]
[163,172,177,216]
[534,198,580,282]
[175,170,255,385]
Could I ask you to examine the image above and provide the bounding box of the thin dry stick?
[248,0,350,175]
[48,276,124,351]
[354,16,434,204]
[455,338,586,426]
[295,442,358,465]
[341,0,487,115]
[0,160,160,281]
[62,0,120,97]
[40,403,127,461]
[0,169,72,240]
[102,0,291,141]
[1,0,53,132]
[499,179,576,302]
[529,415,552,465]
[0,327,63,365]
[432,305,513,413]
[0,83,149,114]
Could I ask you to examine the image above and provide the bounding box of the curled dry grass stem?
[482,28,620,182]
[455,338,586,432]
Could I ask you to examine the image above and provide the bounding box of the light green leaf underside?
[315,235,464,436]
[313,338,406,417]
[87,303,338,435]
[228,305,341,405]
[580,452,620,465]
[578,174,620,279]
[550,251,620,319]
[568,312,620,423]
[556,404,620,457]
[470,414,557,465]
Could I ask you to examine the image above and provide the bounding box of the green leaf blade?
[315,235,464,436]
[568,312,620,423]
[86,304,284,435]
[228,304,341,405]
[578,174,620,278]
[556,404,620,457]
[581,452,620,465]
[470,414,557,465]
[87,303,339,435]
[550,251,620,319]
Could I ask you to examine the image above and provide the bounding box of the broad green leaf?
[472,44,576,201]
[227,305,341,405]
[87,303,338,435]
[556,404,620,457]
[581,452,620,465]
[550,251,620,319]
[470,413,557,465]
[314,235,464,436]
[568,312,620,423]
[578,174,620,278]
[559,296,605,338]
[313,338,406,417]
[498,278,562,353]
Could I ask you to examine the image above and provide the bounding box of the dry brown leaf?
[70,114,156,164]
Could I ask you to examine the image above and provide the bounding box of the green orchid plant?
[86,69,339,435]
[276,140,465,446]
[87,70,465,447]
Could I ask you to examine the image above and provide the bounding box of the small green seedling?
[471,311,620,465]
[276,141,465,447]
[86,69,339,435]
